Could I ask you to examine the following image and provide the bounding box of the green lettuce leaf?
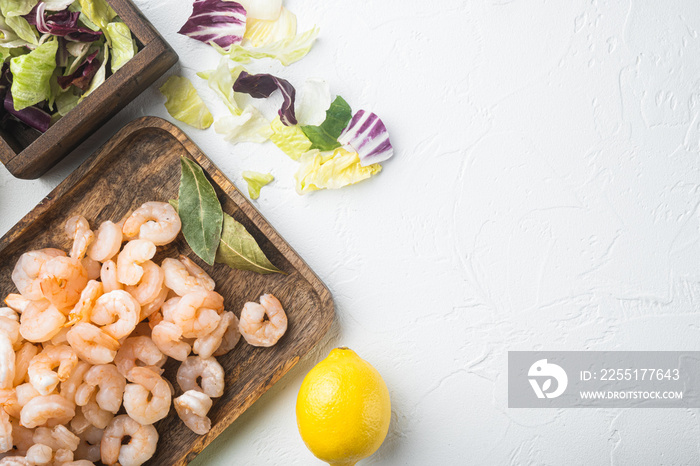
[56,89,80,116]
[0,45,9,62]
[214,25,318,66]
[301,95,352,151]
[5,15,37,45]
[106,21,136,73]
[196,58,245,115]
[0,15,29,47]
[159,75,214,130]
[9,39,57,110]
[77,0,116,30]
[269,116,311,160]
[214,105,272,143]
[0,0,37,17]
[242,171,273,199]
[295,147,382,195]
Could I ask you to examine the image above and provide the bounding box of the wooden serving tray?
[0,117,335,465]
[0,0,178,180]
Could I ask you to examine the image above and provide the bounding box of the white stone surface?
[2,0,700,463]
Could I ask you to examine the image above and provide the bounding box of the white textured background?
[2,0,700,464]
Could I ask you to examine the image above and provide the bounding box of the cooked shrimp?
[0,309,20,348]
[162,256,215,297]
[139,286,168,322]
[4,294,30,314]
[33,425,80,452]
[66,281,103,327]
[114,337,165,378]
[74,424,101,462]
[0,335,14,392]
[16,383,40,410]
[25,443,52,465]
[122,202,181,246]
[151,321,190,362]
[66,324,119,365]
[239,294,287,347]
[124,261,164,306]
[173,291,223,339]
[117,240,156,286]
[19,301,65,343]
[0,457,29,465]
[81,396,113,430]
[13,343,38,387]
[147,311,163,331]
[123,367,171,425]
[39,256,88,311]
[90,291,140,340]
[194,312,235,359]
[9,418,33,455]
[100,261,122,293]
[101,414,157,466]
[28,345,78,395]
[176,356,224,398]
[81,257,101,281]
[75,365,125,414]
[0,408,11,453]
[213,312,241,356]
[160,297,180,323]
[59,361,91,405]
[49,326,70,346]
[11,249,66,300]
[20,394,75,428]
[87,221,122,263]
[65,216,94,260]
[174,390,212,435]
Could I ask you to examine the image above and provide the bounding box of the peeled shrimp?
[90,290,140,340]
[114,337,165,378]
[11,249,66,300]
[0,308,19,349]
[173,291,223,339]
[20,301,65,343]
[100,261,122,293]
[81,396,113,430]
[124,261,164,306]
[117,240,156,286]
[65,216,94,260]
[151,321,190,362]
[33,425,80,452]
[101,414,157,466]
[4,294,30,314]
[66,324,119,365]
[87,221,122,263]
[16,383,40,410]
[81,257,101,281]
[25,443,52,465]
[213,312,241,356]
[59,361,91,405]
[122,202,181,246]
[0,409,11,453]
[162,256,215,297]
[0,334,13,392]
[39,256,88,311]
[66,280,103,327]
[194,311,235,359]
[123,367,171,425]
[174,390,212,435]
[75,365,125,414]
[176,356,224,398]
[74,424,101,462]
[13,342,38,387]
[238,294,287,347]
[0,457,29,465]
[139,286,168,322]
[28,345,78,395]
[20,394,75,428]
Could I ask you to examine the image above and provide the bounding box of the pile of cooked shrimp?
[0,201,288,466]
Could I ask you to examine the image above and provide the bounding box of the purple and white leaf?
[28,3,103,42]
[4,91,51,133]
[178,0,247,49]
[338,110,394,166]
[233,71,297,126]
[56,49,100,91]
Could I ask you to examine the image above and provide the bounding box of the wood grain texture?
[0,117,335,465]
[0,0,178,180]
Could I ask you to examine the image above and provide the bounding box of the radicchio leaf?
[56,49,100,91]
[178,0,246,49]
[4,91,51,132]
[28,2,103,42]
[232,70,296,125]
[337,110,394,166]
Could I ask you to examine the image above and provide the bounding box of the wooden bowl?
[0,0,178,179]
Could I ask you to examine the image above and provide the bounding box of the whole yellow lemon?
[296,347,391,466]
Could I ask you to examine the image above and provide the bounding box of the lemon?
[296,347,391,466]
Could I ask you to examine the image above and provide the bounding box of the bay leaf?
[177,156,223,265]
[216,213,282,274]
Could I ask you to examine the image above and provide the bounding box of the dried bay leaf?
[177,156,223,265]
[216,213,282,274]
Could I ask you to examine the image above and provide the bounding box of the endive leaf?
[215,213,282,274]
[178,156,223,265]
